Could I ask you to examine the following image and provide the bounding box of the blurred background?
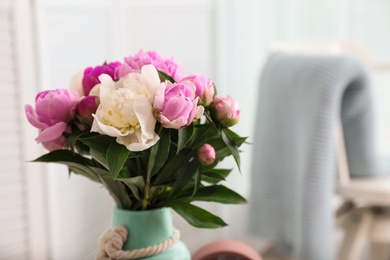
[1,0,390,259]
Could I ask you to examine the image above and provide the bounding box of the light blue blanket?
[248,53,378,260]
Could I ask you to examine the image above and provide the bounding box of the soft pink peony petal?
[35,122,67,143]
[25,105,48,129]
[163,97,194,122]
[159,114,187,129]
[116,63,134,78]
[35,89,79,125]
[42,135,67,151]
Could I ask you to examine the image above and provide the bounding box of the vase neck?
[112,207,173,251]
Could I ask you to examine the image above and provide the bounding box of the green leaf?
[190,124,219,148]
[106,142,130,178]
[89,167,110,177]
[201,169,232,184]
[168,201,227,228]
[116,176,145,201]
[181,185,247,204]
[33,150,93,165]
[221,129,241,171]
[67,165,101,183]
[157,70,175,83]
[171,160,199,195]
[224,128,248,147]
[79,134,115,154]
[67,129,82,153]
[203,169,232,178]
[32,150,102,183]
[177,125,194,152]
[153,149,195,185]
[90,149,109,170]
[147,130,170,179]
[100,175,132,209]
[193,167,201,196]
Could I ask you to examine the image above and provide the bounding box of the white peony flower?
[91,65,161,151]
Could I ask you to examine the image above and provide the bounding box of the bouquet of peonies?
[25,50,246,228]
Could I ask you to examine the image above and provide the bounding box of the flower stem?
[142,178,151,210]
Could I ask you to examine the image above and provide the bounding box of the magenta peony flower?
[153,82,204,129]
[210,95,240,127]
[77,96,99,125]
[198,144,216,165]
[118,50,184,81]
[181,74,214,106]
[25,89,79,150]
[82,61,121,95]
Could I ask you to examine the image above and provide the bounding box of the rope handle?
[96,226,180,260]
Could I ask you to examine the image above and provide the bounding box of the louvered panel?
[0,79,17,93]
[0,108,19,123]
[0,196,24,216]
[47,172,113,259]
[0,162,22,182]
[0,1,29,259]
[0,134,22,146]
[0,143,20,158]
[39,4,114,259]
[0,247,27,260]
[0,182,24,197]
[45,7,110,87]
[0,216,27,236]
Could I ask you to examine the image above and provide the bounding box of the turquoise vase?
[112,207,191,259]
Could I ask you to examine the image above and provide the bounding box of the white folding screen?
[0,0,48,259]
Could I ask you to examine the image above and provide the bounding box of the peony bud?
[77,96,99,125]
[198,144,216,165]
[210,95,240,127]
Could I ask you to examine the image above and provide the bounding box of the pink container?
[192,239,263,260]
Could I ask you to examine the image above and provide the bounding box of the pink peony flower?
[77,96,99,125]
[42,135,68,151]
[163,57,184,82]
[181,74,214,106]
[117,50,184,81]
[153,81,204,129]
[198,144,216,165]
[210,95,240,127]
[25,89,79,150]
[82,61,121,95]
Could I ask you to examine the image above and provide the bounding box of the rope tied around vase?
[96,225,180,260]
